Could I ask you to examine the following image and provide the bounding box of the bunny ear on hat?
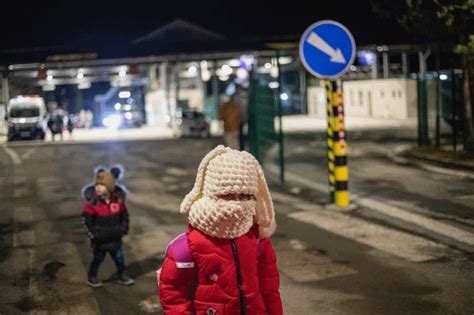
[110,164,124,180]
[180,145,231,214]
[255,162,276,238]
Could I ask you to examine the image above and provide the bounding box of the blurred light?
[228,59,241,67]
[164,115,171,123]
[219,75,229,81]
[78,81,91,89]
[47,75,53,81]
[119,91,131,99]
[103,114,122,129]
[350,65,357,71]
[357,50,376,65]
[220,65,233,76]
[268,82,279,89]
[188,66,197,74]
[440,74,448,80]
[201,70,211,81]
[119,70,127,77]
[114,103,121,110]
[270,68,279,78]
[280,93,289,101]
[42,84,55,91]
[239,55,255,71]
[176,111,182,118]
[264,63,272,69]
[125,112,133,120]
[77,72,84,79]
[176,118,182,125]
[124,104,132,111]
[278,56,293,65]
[236,68,248,79]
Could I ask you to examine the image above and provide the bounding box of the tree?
[371,0,474,151]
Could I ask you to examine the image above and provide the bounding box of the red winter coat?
[159,224,283,315]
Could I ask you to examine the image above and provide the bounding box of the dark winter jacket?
[81,185,129,251]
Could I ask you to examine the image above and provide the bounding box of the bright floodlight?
[103,114,122,129]
[280,93,289,101]
[439,74,448,80]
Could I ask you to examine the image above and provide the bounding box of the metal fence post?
[276,50,285,183]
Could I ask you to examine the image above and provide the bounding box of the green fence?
[248,71,285,182]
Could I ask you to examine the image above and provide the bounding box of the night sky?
[0,0,411,51]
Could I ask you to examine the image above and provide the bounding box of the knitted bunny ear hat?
[180,145,276,239]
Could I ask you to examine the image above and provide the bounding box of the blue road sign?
[299,20,356,79]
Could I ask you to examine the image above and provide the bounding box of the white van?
[7,95,47,141]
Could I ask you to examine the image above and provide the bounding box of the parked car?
[175,110,210,137]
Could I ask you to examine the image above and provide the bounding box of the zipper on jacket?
[230,239,246,315]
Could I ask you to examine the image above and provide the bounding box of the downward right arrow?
[307,32,346,64]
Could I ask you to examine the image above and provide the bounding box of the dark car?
[175,110,210,137]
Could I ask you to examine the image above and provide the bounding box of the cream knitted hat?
[180,145,276,239]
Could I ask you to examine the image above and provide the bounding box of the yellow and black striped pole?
[331,79,349,207]
[325,80,335,203]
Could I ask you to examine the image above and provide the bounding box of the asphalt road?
[0,134,473,314]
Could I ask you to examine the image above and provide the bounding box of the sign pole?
[332,79,349,207]
[299,20,355,209]
[325,80,335,203]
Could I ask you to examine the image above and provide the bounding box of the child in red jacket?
[82,166,134,287]
[159,145,283,315]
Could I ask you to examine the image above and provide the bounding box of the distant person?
[48,109,65,141]
[79,109,86,128]
[66,114,74,139]
[158,145,283,314]
[219,95,241,150]
[85,110,94,129]
[81,166,135,287]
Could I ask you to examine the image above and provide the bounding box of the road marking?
[1,145,21,165]
[269,167,474,247]
[357,197,474,246]
[21,148,35,160]
[13,230,36,247]
[28,243,100,314]
[139,297,162,313]
[14,207,34,224]
[287,206,449,263]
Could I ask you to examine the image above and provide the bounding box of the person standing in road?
[219,95,241,150]
[158,145,283,314]
[66,114,74,139]
[81,166,135,287]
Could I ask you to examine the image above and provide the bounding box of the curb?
[388,144,474,180]
[409,150,474,172]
